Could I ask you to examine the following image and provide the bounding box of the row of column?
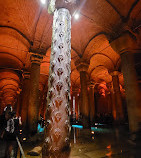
[18,26,139,158]
[20,54,44,134]
[20,50,140,134]
[71,64,125,127]
[71,34,141,133]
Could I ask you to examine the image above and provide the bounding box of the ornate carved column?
[20,72,30,130]
[42,8,71,158]
[88,81,95,126]
[28,54,43,133]
[110,71,123,121]
[76,60,90,128]
[111,32,140,132]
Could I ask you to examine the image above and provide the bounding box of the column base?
[42,148,71,158]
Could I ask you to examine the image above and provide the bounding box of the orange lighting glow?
[107,145,111,149]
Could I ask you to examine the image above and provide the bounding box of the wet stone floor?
[16,124,141,158]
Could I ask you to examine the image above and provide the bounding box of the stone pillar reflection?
[42,9,71,158]
[110,71,123,121]
[121,52,140,132]
[28,54,43,133]
[88,82,95,126]
[20,72,30,130]
[76,60,90,128]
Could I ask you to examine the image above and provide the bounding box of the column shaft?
[89,85,95,125]
[42,8,71,158]
[121,52,140,132]
[80,71,90,128]
[28,56,41,133]
[110,90,117,120]
[112,74,123,121]
[75,94,79,120]
[72,90,79,120]
[20,74,30,130]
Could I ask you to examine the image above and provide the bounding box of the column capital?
[71,87,80,95]
[23,71,30,79]
[110,32,139,55]
[88,80,95,88]
[75,59,90,72]
[109,70,120,76]
[30,53,43,65]
[49,0,77,14]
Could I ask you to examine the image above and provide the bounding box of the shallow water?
[5,123,140,158]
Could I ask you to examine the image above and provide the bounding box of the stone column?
[111,32,140,132]
[109,87,117,121]
[15,92,22,116]
[72,88,79,120]
[39,93,46,118]
[42,8,71,158]
[121,52,140,132]
[88,81,95,126]
[20,72,30,130]
[76,60,90,128]
[28,54,43,133]
[110,71,123,122]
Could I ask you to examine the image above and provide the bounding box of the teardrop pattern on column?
[55,97,62,109]
[55,112,61,123]
[42,8,71,158]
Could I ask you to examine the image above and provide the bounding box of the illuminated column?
[20,72,30,130]
[111,33,140,132]
[72,88,79,120]
[110,71,123,121]
[70,94,73,116]
[109,86,117,121]
[28,54,43,133]
[88,81,95,126]
[42,8,71,158]
[76,60,90,128]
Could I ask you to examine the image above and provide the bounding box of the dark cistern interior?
[0,0,141,158]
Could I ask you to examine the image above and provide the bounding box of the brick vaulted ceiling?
[0,0,141,104]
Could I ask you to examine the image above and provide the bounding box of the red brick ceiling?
[0,0,140,104]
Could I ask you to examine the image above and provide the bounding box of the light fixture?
[23,138,26,141]
[91,131,94,134]
[74,13,80,20]
[40,0,46,5]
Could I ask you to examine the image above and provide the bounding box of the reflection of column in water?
[74,127,76,144]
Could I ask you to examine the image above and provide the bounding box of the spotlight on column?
[74,13,80,20]
[40,0,46,5]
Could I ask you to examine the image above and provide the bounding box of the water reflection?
[71,124,137,158]
[72,124,112,145]
[106,145,112,157]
